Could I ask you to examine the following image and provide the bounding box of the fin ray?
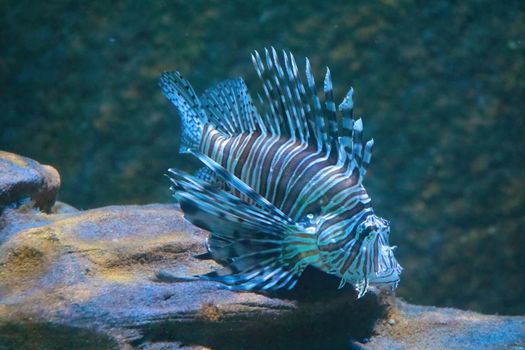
[167,155,319,291]
[200,78,259,136]
[159,72,206,152]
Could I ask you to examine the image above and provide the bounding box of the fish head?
[338,214,402,297]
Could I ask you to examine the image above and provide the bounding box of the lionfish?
[160,48,402,297]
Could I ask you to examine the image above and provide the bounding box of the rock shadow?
[134,267,386,350]
[0,321,119,350]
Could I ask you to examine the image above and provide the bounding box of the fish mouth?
[337,224,403,295]
[367,261,403,290]
[341,256,402,297]
[366,240,403,289]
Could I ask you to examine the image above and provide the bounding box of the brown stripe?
[259,136,290,198]
[266,140,300,204]
[205,128,221,159]
[234,132,260,178]
[247,136,268,194]
[221,134,235,168]
[280,156,336,215]
[228,133,250,172]
[316,171,360,209]
[301,184,366,219]
[297,168,362,219]
[339,226,373,275]
[200,125,211,155]
[273,144,316,209]
[317,205,368,252]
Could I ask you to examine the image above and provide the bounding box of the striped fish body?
[161,48,402,296]
[201,127,364,220]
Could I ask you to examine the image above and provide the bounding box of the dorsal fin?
[200,79,260,136]
[305,57,326,150]
[161,49,376,183]
[338,88,355,165]
[323,67,339,155]
[251,48,375,183]
[159,71,207,152]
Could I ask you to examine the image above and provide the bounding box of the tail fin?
[159,71,207,153]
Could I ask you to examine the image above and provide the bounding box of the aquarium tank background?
[1,0,524,315]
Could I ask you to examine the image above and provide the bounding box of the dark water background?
[1,0,524,315]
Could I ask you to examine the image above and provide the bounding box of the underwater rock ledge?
[0,203,379,349]
[0,154,524,350]
[0,204,523,350]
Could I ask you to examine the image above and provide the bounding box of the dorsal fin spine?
[283,51,310,143]
[360,138,374,181]
[271,47,296,140]
[239,81,257,132]
[254,50,274,134]
[305,58,326,151]
[255,92,270,135]
[263,48,284,136]
[289,52,311,143]
[283,50,308,143]
[323,67,339,157]
[282,51,301,141]
[251,53,269,136]
[338,88,355,165]
[262,84,280,135]
[220,87,240,133]
[351,118,364,172]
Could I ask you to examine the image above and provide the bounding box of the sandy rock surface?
[0,202,523,350]
[0,204,379,349]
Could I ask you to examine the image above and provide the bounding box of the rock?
[0,151,61,213]
[50,200,79,214]
[370,300,525,350]
[0,203,524,350]
[0,204,381,349]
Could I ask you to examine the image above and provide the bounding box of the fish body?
[160,48,402,296]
